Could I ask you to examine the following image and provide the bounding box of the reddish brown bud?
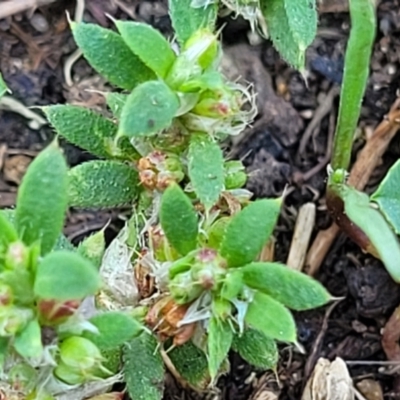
[38,299,80,325]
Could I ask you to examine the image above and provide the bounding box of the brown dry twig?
[0,0,56,19]
[286,203,316,271]
[306,98,400,275]
[298,86,340,157]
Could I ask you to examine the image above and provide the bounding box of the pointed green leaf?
[331,0,376,171]
[116,21,176,78]
[71,22,155,90]
[14,319,43,359]
[245,292,296,342]
[168,341,210,390]
[0,73,7,98]
[220,199,281,267]
[68,160,139,208]
[16,142,68,255]
[284,0,317,50]
[160,183,198,255]
[260,0,317,70]
[188,133,224,210]
[0,210,18,248]
[208,316,233,381]
[106,93,128,119]
[341,185,400,283]
[170,0,218,45]
[34,250,100,300]
[241,262,331,310]
[78,231,105,269]
[54,234,75,252]
[83,312,143,351]
[118,81,179,138]
[44,105,117,159]
[232,328,278,370]
[371,159,400,234]
[123,333,165,400]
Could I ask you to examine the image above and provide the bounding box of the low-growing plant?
[0,2,341,399]
[190,0,317,71]
[321,0,400,284]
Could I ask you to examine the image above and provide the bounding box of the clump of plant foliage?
[190,0,317,71]
[0,1,338,399]
[323,0,400,284]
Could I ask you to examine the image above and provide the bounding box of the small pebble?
[299,109,313,119]
[387,64,397,75]
[30,12,49,33]
[379,18,391,36]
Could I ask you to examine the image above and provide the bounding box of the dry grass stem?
[286,203,316,271]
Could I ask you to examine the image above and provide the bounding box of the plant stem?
[330,0,376,172]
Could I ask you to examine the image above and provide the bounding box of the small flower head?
[5,241,29,270]
[0,307,33,336]
[55,336,110,385]
[0,283,13,306]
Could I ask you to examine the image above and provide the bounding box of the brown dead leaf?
[356,379,383,400]
[301,358,354,400]
[3,155,32,185]
[249,372,280,400]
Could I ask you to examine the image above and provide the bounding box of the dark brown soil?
[1,0,400,399]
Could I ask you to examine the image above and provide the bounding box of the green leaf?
[341,185,400,283]
[371,159,400,234]
[260,0,317,70]
[15,142,68,255]
[160,183,198,255]
[0,210,18,248]
[34,250,101,300]
[168,341,210,390]
[0,210,72,254]
[208,316,233,381]
[101,347,121,374]
[68,160,139,208]
[331,0,376,171]
[118,81,179,139]
[0,73,7,98]
[78,231,105,269]
[14,319,43,359]
[2,269,34,306]
[220,199,281,267]
[170,0,218,45]
[71,22,155,90]
[44,105,117,159]
[53,234,75,252]
[232,328,278,370]
[188,133,224,210]
[0,337,9,369]
[207,216,230,250]
[83,312,143,351]
[116,21,176,78]
[241,262,331,310]
[123,333,165,400]
[106,93,128,119]
[245,291,296,342]
[221,270,243,301]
